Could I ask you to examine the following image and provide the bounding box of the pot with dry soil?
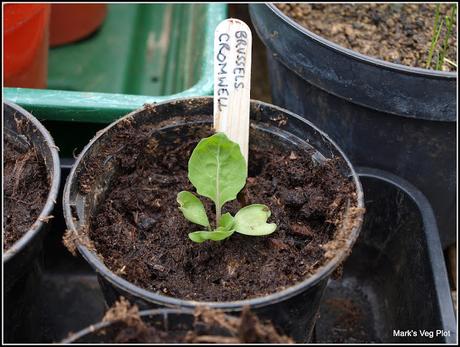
[3,101,61,342]
[62,300,293,343]
[63,97,364,342]
[249,3,456,248]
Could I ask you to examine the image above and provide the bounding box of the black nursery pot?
[63,97,364,342]
[322,167,457,343]
[62,308,233,343]
[249,4,457,248]
[3,101,61,341]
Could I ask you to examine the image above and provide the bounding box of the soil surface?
[3,136,49,250]
[74,298,293,343]
[277,3,457,71]
[84,120,357,301]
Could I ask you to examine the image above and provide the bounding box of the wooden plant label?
[213,18,252,163]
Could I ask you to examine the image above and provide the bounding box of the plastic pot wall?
[249,4,457,248]
[351,168,456,343]
[63,97,364,342]
[3,101,61,342]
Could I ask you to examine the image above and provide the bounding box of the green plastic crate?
[4,4,227,123]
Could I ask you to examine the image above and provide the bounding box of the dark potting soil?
[3,137,49,250]
[277,3,457,71]
[82,298,293,343]
[84,120,358,301]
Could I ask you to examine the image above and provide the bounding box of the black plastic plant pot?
[249,4,457,248]
[63,96,364,342]
[318,167,456,343]
[61,308,251,343]
[3,101,61,341]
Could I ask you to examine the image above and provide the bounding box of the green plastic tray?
[4,4,227,123]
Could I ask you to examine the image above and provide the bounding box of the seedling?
[426,4,457,70]
[177,132,276,243]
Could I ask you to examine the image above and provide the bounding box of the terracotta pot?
[4,4,50,89]
[50,4,107,47]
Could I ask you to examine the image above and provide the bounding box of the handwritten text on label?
[216,30,249,112]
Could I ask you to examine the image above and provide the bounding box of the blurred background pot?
[4,4,50,88]
[49,4,107,47]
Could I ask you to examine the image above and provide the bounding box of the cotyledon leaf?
[177,191,210,228]
[234,204,277,236]
[188,229,235,243]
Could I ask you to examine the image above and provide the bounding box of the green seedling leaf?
[177,132,277,243]
[218,212,234,230]
[234,204,277,236]
[188,229,235,243]
[188,133,247,214]
[177,191,210,228]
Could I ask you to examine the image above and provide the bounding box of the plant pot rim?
[265,3,457,79]
[61,308,197,343]
[3,101,61,262]
[63,96,364,310]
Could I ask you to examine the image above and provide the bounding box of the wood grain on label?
[213,18,252,163]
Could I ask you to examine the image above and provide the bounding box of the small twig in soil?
[444,57,458,68]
